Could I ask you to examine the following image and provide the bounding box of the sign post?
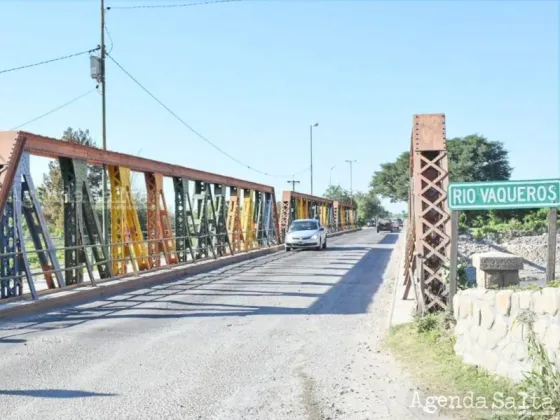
[448,210,459,314]
[447,179,560,296]
[547,209,558,283]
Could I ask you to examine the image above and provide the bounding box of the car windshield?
[289,221,318,231]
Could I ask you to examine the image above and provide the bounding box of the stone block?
[518,290,532,310]
[470,326,482,343]
[472,252,524,271]
[545,323,560,349]
[476,270,499,289]
[534,318,549,342]
[480,303,495,329]
[453,295,460,320]
[454,320,467,336]
[510,292,521,317]
[472,301,482,326]
[482,349,501,371]
[503,271,520,287]
[501,342,528,362]
[476,270,520,289]
[532,291,546,314]
[511,322,527,342]
[490,316,509,342]
[541,288,560,316]
[496,290,513,316]
[459,298,472,320]
[478,329,498,350]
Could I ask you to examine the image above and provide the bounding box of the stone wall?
[453,288,560,382]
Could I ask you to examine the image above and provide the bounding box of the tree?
[323,185,352,203]
[37,128,103,233]
[370,135,513,203]
[61,128,104,201]
[353,190,386,222]
[133,191,148,237]
[37,160,64,233]
[369,152,410,203]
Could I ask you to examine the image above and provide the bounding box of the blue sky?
[1,0,558,214]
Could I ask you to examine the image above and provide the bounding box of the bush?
[514,310,560,418]
[462,207,555,238]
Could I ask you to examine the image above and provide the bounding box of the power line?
[107,53,309,178]
[105,24,114,54]
[107,0,243,10]
[10,87,98,131]
[0,47,100,76]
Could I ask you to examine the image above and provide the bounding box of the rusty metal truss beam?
[404,114,451,312]
[8,131,274,193]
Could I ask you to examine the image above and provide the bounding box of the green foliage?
[370,134,512,203]
[324,185,388,223]
[370,151,410,203]
[456,262,473,290]
[515,310,560,418]
[413,312,440,334]
[37,160,65,232]
[37,128,103,232]
[323,184,352,203]
[133,191,148,234]
[467,208,552,239]
[353,190,385,221]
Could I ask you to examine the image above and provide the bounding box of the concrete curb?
[0,228,362,321]
[387,223,415,328]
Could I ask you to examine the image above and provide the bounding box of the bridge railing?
[278,190,357,240]
[0,130,282,301]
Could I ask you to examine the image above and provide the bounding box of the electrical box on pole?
[90,55,102,83]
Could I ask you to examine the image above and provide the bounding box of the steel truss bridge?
[0,131,356,302]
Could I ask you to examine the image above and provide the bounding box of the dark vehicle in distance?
[366,219,376,227]
[377,219,395,233]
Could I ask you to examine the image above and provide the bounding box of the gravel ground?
[458,232,560,285]
[0,229,441,420]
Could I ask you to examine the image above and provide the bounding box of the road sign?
[447,179,560,210]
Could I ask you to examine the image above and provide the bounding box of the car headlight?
[312,233,319,239]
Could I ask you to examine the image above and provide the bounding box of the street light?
[345,159,357,200]
[310,122,319,195]
[329,165,336,186]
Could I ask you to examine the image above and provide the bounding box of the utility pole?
[310,122,318,195]
[100,0,109,250]
[287,179,300,192]
[345,159,356,200]
[329,165,336,187]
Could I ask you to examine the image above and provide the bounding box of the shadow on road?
[0,232,396,338]
[0,389,117,398]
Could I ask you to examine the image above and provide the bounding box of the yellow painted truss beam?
[108,166,149,275]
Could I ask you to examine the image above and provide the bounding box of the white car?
[285,219,327,251]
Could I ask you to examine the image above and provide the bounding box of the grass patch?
[384,313,517,419]
[504,280,560,292]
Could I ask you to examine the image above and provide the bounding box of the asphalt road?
[0,229,435,420]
